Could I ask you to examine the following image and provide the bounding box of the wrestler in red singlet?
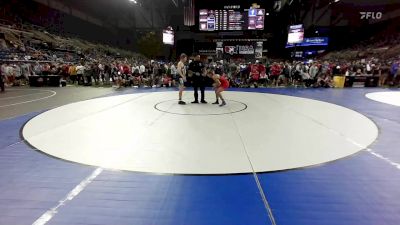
[219,75,230,90]
[207,70,229,107]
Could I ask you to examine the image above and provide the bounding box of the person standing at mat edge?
[188,54,207,104]
[177,53,188,105]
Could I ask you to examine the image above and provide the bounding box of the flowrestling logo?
[360,12,383,20]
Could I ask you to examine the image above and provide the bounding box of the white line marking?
[366,149,400,170]
[291,107,400,171]
[1,140,24,149]
[227,104,277,225]
[32,168,103,225]
[0,90,56,108]
[1,89,40,91]
[30,95,155,225]
[0,91,50,100]
[342,137,400,169]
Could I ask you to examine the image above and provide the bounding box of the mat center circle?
[154,99,247,115]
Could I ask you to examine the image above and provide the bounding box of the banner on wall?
[216,42,224,59]
[213,41,264,58]
[238,45,255,54]
[286,37,329,48]
[255,42,263,58]
[224,46,237,55]
[216,48,223,59]
[198,50,216,55]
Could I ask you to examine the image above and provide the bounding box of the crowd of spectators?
[204,58,400,88]
[0,18,399,92]
[225,58,400,88]
[2,56,399,92]
[322,26,400,62]
[0,18,146,91]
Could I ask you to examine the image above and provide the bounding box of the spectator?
[281,61,292,86]
[270,62,282,87]
[4,63,15,86]
[20,62,31,84]
[33,62,42,75]
[98,63,105,84]
[249,62,260,88]
[379,63,390,86]
[0,64,4,92]
[104,64,111,85]
[69,63,77,84]
[391,61,400,86]
[310,62,319,79]
[76,63,85,85]
[139,63,146,75]
[42,63,50,75]
[132,64,139,76]
[170,63,177,79]
[258,62,268,87]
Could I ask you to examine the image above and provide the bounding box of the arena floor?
[1,86,400,225]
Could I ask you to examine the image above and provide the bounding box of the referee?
[188,54,207,104]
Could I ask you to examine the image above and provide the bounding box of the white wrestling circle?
[22,91,378,174]
[366,91,400,107]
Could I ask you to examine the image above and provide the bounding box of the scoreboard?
[199,7,265,31]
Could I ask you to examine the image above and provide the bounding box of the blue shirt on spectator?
[391,62,399,76]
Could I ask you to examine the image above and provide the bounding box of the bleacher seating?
[0,19,144,64]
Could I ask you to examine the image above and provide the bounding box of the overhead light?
[129,0,138,4]
[329,0,340,4]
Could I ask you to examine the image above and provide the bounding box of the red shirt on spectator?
[123,65,130,75]
[250,64,260,80]
[271,64,281,76]
[163,76,171,85]
[258,64,267,79]
[62,65,69,75]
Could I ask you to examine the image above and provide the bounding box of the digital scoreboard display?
[163,27,174,45]
[287,24,304,44]
[163,30,174,45]
[247,8,265,30]
[199,7,265,31]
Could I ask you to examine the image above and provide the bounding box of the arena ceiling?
[33,0,184,30]
[291,0,400,28]
[31,0,399,31]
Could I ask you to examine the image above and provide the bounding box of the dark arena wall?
[0,0,138,50]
